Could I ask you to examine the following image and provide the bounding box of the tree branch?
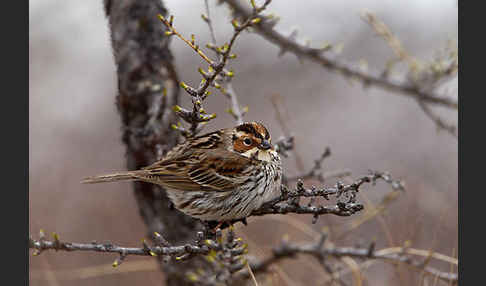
[250,171,404,220]
[29,236,208,259]
[30,228,249,284]
[29,232,457,285]
[222,0,458,110]
[360,10,458,138]
[158,0,271,136]
[241,237,458,285]
[418,100,457,138]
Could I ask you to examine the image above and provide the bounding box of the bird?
[82,122,282,223]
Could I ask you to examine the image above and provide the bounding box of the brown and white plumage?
[82,122,282,221]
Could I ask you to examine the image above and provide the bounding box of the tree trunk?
[103,0,205,284]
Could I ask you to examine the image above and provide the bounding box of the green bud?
[180,82,188,89]
[251,18,261,24]
[52,232,60,241]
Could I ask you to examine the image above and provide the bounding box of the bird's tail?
[81,170,145,184]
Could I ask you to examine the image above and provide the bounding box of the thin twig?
[270,93,305,171]
[201,0,248,125]
[418,101,457,138]
[204,0,218,46]
[246,262,259,286]
[159,1,270,135]
[286,147,332,183]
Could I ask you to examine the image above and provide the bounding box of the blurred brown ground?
[29,1,457,285]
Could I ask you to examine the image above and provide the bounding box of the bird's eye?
[243,138,252,146]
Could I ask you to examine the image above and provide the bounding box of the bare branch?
[418,101,457,138]
[360,10,458,137]
[241,237,458,285]
[222,0,458,110]
[250,171,404,219]
[30,230,457,285]
[30,228,252,285]
[203,0,218,47]
[30,237,208,259]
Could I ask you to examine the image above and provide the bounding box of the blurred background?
[29,0,458,285]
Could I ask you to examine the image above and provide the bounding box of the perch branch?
[251,171,404,220]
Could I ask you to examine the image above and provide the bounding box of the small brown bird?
[82,122,282,222]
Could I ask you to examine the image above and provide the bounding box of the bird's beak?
[260,139,272,150]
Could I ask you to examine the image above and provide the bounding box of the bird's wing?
[141,129,226,170]
[141,148,254,192]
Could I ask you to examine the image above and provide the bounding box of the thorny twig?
[251,171,405,220]
[222,0,458,110]
[203,168,402,229]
